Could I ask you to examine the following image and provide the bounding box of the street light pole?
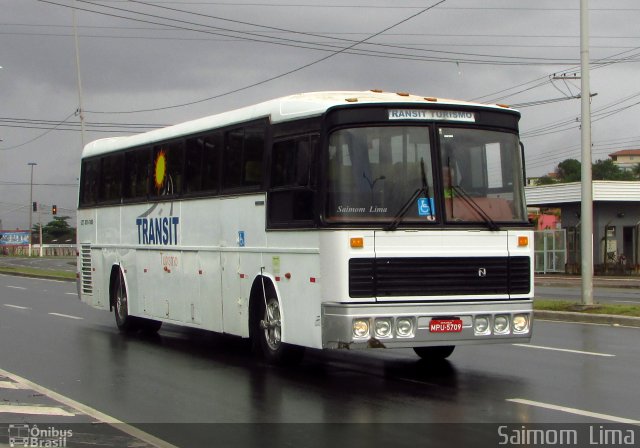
[27,162,37,257]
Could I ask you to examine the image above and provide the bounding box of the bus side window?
[184,137,204,194]
[202,133,222,193]
[123,148,151,201]
[272,139,296,188]
[151,141,184,198]
[223,128,244,191]
[80,158,100,206]
[268,135,317,227]
[243,126,265,187]
[98,153,123,203]
[271,137,313,188]
[223,124,266,192]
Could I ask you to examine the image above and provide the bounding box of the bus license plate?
[429,319,463,333]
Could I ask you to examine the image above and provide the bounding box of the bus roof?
[81,90,517,159]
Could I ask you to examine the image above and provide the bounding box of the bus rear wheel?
[413,345,455,360]
[113,271,140,332]
[253,296,304,364]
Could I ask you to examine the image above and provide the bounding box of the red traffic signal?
[52,205,57,215]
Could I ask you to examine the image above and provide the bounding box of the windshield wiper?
[385,159,432,231]
[451,185,500,231]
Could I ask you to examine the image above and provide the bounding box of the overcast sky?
[2,0,639,230]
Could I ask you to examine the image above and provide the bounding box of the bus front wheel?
[253,296,304,364]
[413,345,455,360]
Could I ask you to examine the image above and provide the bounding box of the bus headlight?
[353,319,370,338]
[474,316,491,335]
[494,315,510,334]
[513,314,529,333]
[396,317,414,337]
[374,318,392,338]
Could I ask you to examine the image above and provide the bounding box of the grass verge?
[535,300,640,317]
[0,265,75,281]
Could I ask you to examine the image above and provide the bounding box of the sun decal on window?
[154,149,167,192]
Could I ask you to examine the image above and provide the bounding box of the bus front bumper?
[321,300,533,349]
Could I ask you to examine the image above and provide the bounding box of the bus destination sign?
[388,109,476,122]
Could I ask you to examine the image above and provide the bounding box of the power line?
[38,0,450,114]
[31,0,640,119]
[7,23,640,40]
[0,111,77,151]
[68,0,593,66]
[71,1,640,11]
[0,117,167,133]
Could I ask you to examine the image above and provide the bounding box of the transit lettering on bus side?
[136,217,179,245]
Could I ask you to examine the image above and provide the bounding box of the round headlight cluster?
[396,317,414,337]
[353,317,416,340]
[513,314,529,333]
[374,318,392,338]
[494,315,510,334]
[353,319,370,338]
[474,316,490,335]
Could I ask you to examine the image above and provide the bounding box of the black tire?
[113,270,141,333]
[413,345,455,360]
[253,296,304,365]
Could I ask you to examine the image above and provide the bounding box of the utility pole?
[580,0,594,305]
[73,0,87,147]
[27,162,37,257]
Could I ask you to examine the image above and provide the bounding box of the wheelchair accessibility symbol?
[417,198,435,218]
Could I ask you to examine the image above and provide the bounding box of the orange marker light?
[350,237,364,248]
[518,236,529,247]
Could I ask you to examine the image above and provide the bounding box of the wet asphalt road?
[1,274,639,447]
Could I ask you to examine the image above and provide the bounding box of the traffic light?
[52,205,57,215]
[32,202,37,212]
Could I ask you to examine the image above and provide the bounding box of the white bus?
[77,91,533,364]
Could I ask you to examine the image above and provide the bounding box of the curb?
[534,310,640,328]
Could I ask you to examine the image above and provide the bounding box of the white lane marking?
[48,312,83,320]
[65,293,77,296]
[6,285,26,290]
[0,367,178,448]
[535,319,640,329]
[0,403,75,416]
[513,343,615,357]
[507,398,640,424]
[613,300,639,304]
[3,304,31,310]
[0,380,26,389]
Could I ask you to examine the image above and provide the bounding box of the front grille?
[349,256,530,298]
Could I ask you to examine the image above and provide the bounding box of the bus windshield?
[324,125,526,226]
[440,127,526,225]
[326,126,435,224]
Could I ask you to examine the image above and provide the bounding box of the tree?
[41,216,75,243]
[550,158,637,183]
[592,159,635,181]
[536,175,557,185]
[556,159,581,182]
